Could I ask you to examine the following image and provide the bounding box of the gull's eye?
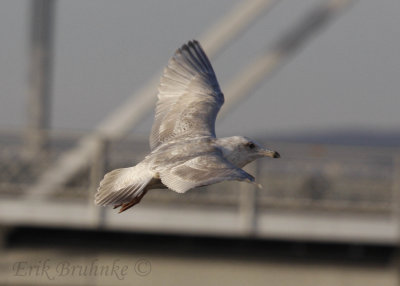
[246,142,256,149]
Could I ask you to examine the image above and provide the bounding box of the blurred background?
[1,0,400,285]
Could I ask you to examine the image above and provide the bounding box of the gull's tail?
[94,163,154,212]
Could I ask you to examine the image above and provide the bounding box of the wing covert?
[158,153,254,194]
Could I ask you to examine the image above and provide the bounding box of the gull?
[95,40,280,213]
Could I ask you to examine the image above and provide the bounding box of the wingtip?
[187,40,204,54]
[179,39,201,53]
[188,39,200,47]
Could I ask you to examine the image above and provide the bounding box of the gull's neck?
[214,136,252,168]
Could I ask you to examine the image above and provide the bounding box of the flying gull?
[95,40,280,213]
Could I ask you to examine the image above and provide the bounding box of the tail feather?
[95,165,153,207]
[117,190,148,213]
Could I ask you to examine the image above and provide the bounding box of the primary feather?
[150,40,224,150]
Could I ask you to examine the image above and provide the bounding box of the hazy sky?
[1,0,399,137]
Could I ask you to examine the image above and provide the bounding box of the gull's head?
[216,136,280,168]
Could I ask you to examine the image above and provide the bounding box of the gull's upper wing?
[157,152,255,194]
[149,40,224,150]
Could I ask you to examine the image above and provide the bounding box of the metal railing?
[1,129,399,243]
[0,129,397,210]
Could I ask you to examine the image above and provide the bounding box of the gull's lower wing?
[158,153,254,194]
[150,40,224,150]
